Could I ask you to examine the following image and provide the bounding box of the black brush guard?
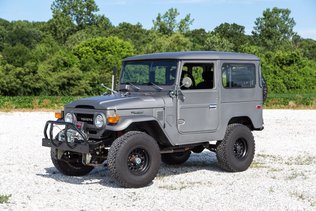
[42,120,102,153]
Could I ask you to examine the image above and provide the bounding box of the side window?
[222,63,256,88]
[181,63,214,90]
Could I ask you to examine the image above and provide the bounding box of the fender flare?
[105,116,160,131]
[106,116,173,146]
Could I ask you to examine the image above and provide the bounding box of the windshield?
[121,60,178,85]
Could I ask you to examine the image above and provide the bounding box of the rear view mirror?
[181,77,192,88]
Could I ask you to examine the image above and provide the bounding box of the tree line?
[0,0,315,96]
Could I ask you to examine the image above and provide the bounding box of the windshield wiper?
[101,83,118,94]
[148,82,163,91]
[127,82,141,91]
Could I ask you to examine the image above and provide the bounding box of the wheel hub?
[127,148,150,175]
[234,138,247,159]
[135,157,142,165]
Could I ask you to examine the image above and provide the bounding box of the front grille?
[75,113,94,124]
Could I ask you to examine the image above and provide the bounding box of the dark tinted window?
[222,63,256,88]
[181,63,214,90]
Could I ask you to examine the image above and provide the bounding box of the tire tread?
[216,123,255,172]
[108,131,160,188]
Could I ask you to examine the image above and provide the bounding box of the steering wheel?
[181,71,196,88]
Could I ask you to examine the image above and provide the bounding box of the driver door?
[177,61,219,133]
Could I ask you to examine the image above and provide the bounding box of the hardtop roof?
[123,51,259,62]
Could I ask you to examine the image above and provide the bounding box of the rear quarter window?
[222,63,256,88]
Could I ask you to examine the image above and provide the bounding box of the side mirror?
[181,77,192,88]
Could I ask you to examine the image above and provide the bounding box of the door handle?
[178,119,185,125]
[209,104,217,109]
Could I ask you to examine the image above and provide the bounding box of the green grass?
[0,194,11,204]
[0,93,315,110]
[0,96,82,110]
[265,93,316,109]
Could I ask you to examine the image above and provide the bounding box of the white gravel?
[0,110,316,210]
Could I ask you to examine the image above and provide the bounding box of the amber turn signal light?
[55,112,62,119]
[107,115,120,124]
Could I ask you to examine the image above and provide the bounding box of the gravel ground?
[0,110,315,211]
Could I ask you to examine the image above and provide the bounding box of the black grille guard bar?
[43,120,90,153]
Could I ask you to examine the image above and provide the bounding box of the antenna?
[112,67,117,91]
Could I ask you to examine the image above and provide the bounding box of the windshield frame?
[119,59,179,92]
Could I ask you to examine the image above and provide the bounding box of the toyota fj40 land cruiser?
[42,51,265,188]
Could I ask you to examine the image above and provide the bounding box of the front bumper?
[42,120,103,153]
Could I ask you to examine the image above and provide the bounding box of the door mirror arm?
[169,85,185,101]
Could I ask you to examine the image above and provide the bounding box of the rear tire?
[161,151,191,165]
[50,149,94,176]
[216,124,255,172]
[108,131,161,188]
[192,145,205,153]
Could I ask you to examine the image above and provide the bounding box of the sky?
[0,0,315,39]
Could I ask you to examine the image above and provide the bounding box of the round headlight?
[65,113,73,123]
[94,114,105,128]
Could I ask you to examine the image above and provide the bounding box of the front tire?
[161,151,191,165]
[216,124,255,172]
[108,131,161,188]
[50,149,94,176]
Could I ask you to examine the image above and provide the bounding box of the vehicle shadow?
[36,150,223,188]
[157,150,223,178]
[36,166,117,187]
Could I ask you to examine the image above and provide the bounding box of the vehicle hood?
[65,94,165,110]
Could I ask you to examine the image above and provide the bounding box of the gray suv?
[42,51,265,188]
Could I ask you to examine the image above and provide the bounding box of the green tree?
[108,22,151,53]
[252,7,296,50]
[185,28,208,50]
[51,0,99,29]
[145,32,192,53]
[242,45,316,93]
[94,15,112,30]
[0,19,10,51]
[73,36,135,94]
[203,33,234,51]
[74,36,134,68]
[272,50,315,92]
[38,50,88,95]
[31,34,61,63]
[6,21,43,48]
[0,64,21,95]
[296,38,316,61]
[152,8,194,35]
[2,43,32,67]
[213,23,248,51]
[0,63,42,95]
[65,26,106,48]
[48,12,75,43]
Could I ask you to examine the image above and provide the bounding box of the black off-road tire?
[50,149,94,176]
[192,145,205,153]
[161,151,191,165]
[107,131,161,188]
[216,124,255,172]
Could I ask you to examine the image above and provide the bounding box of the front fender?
[106,116,159,131]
